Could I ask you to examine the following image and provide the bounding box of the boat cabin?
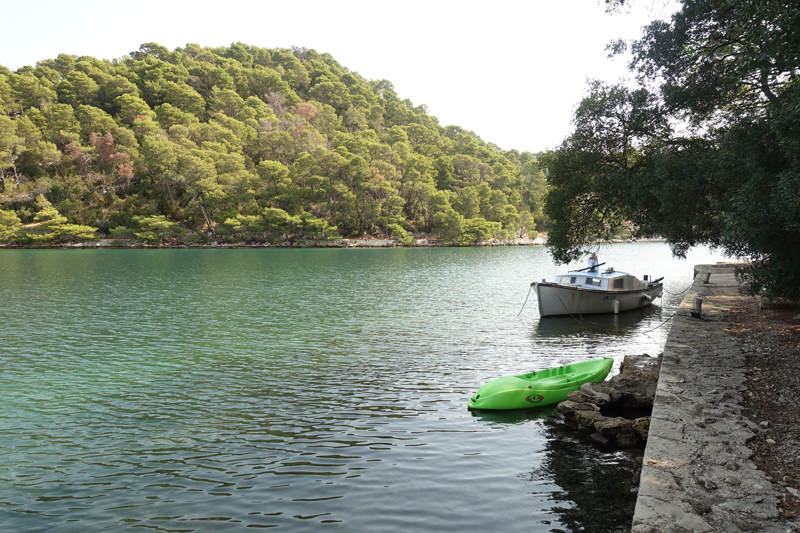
[554,268,647,291]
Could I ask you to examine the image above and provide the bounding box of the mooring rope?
[638,312,677,335]
[553,285,583,323]
[517,283,582,323]
[662,282,694,296]
[517,285,533,316]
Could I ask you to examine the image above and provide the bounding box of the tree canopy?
[543,0,800,301]
[0,43,547,246]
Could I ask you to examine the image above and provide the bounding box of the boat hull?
[534,282,663,318]
[467,357,614,410]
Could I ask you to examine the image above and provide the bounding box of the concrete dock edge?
[632,264,791,533]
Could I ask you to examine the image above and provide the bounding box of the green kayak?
[468,357,614,410]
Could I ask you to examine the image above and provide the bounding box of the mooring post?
[691,298,703,318]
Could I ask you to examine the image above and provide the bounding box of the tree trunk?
[196,195,214,232]
[162,177,174,203]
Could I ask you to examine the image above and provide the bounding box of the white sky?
[1,0,676,154]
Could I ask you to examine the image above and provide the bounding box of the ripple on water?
[0,244,726,531]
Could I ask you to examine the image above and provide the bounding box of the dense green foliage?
[543,0,800,301]
[0,43,547,245]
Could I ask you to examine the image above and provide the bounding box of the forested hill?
[0,42,547,246]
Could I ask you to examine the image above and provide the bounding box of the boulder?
[579,382,612,405]
[575,409,607,432]
[633,416,651,439]
[595,416,634,437]
[607,374,658,405]
[590,381,623,403]
[555,354,661,450]
[557,400,600,419]
[619,353,661,381]
[565,387,611,405]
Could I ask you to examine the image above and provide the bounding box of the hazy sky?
[1,0,676,154]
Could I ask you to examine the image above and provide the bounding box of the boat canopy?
[553,268,648,291]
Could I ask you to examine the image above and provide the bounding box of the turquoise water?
[0,243,726,532]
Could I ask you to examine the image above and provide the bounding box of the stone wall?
[631,265,788,532]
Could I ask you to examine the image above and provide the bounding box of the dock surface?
[632,264,795,532]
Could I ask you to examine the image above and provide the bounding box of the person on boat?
[588,253,599,272]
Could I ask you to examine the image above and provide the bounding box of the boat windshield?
[555,275,608,289]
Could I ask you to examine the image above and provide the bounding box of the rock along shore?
[0,235,674,250]
[0,236,546,249]
[557,353,660,449]
[632,264,797,533]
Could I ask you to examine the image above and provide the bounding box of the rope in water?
[638,312,677,335]
[662,282,694,296]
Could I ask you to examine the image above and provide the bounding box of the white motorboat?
[533,264,663,318]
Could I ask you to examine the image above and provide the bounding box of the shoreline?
[0,236,670,250]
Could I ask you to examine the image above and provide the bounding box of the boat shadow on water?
[532,304,664,339]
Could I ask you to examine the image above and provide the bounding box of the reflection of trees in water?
[530,420,641,533]
[470,407,641,532]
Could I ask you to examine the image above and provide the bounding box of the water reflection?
[468,406,640,533]
[533,420,642,533]
[468,405,560,425]
[0,244,726,532]
[532,305,663,338]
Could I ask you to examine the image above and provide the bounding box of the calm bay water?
[0,243,726,532]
